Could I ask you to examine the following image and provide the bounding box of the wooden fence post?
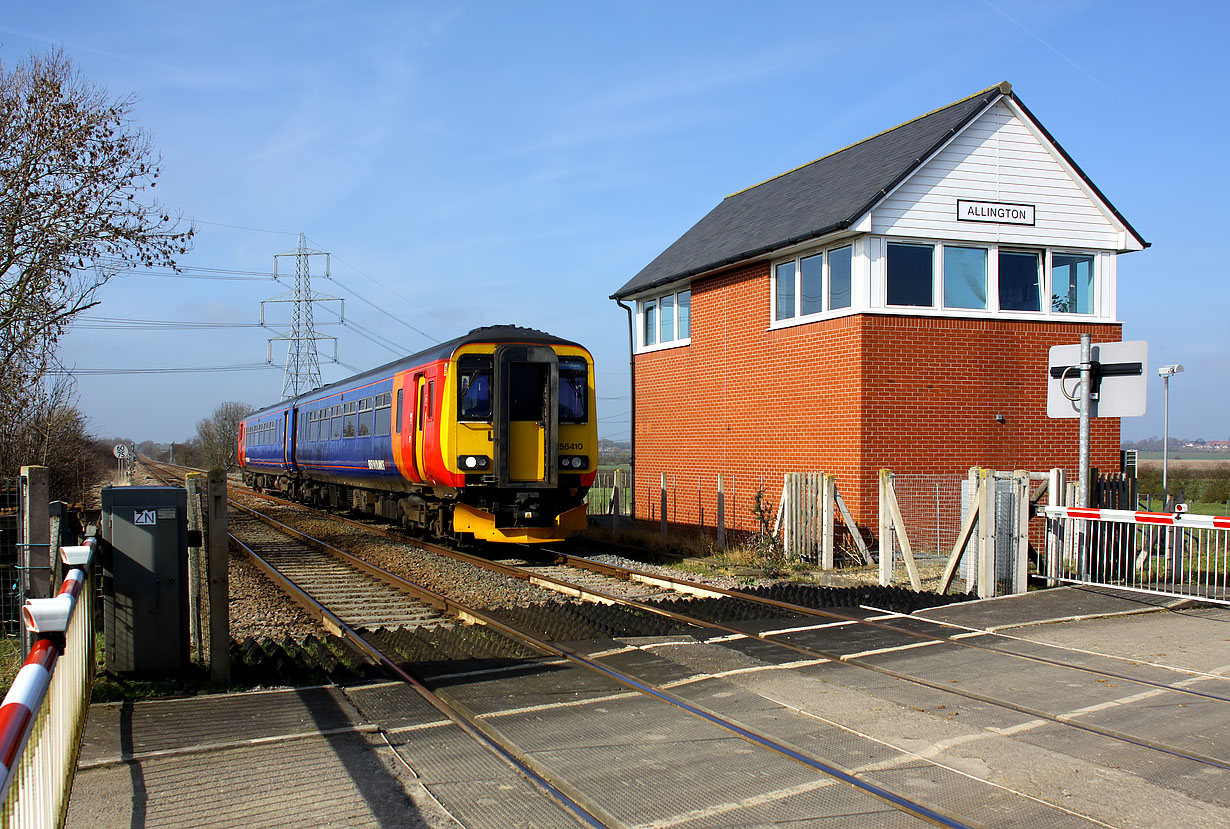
[878,469,892,586]
[821,473,835,569]
[1013,469,1030,594]
[206,469,230,684]
[977,468,996,599]
[660,473,667,539]
[186,473,205,663]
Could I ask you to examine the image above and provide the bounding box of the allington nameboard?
[956,199,1035,226]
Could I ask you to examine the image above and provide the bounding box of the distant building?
[612,82,1146,531]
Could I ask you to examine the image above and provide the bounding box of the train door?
[494,345,558,487]
[391,372,427,484]
[413,375,428,481]
[282,410,292,469]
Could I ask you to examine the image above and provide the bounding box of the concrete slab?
[66,682,578,829]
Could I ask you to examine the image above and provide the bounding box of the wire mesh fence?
[585,468,633,517]
[0,479,22,636]
[887,473,968,559]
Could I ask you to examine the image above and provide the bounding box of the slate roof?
[612,82,1146,300]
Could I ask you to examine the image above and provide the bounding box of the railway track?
[145,459,1230,825]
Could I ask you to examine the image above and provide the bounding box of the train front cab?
[447,342,596,542]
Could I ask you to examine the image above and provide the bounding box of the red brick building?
[612,82,1147,532]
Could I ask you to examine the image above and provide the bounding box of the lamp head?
[1158,364,1184,378]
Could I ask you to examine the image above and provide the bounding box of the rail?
[1044,505,1230,605]
[0,538,96,827]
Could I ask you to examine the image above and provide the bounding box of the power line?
[306,236,466,336]
[48,363,277,376]
[327,275,442,344]
[74,316,341,331]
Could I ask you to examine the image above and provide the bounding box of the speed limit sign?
[113,444,130,460]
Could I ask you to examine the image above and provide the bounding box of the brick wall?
[632,261,1121,535]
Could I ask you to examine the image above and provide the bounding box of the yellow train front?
[241,325,597,543]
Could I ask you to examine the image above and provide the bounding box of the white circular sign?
[113,444,130,459]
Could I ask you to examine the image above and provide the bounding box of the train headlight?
[559,455,588,470]
[458,455,490,470]
[571,456,583,468]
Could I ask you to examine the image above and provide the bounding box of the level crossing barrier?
[1044,506,1230,605]
[0,538,96,827]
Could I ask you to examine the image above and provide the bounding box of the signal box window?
[999,250,1041,311]
[944,246,988,309]
[1052,253,1094,314]
[559,357,588,424]
[887,242,934,307]
[639,288,690,349]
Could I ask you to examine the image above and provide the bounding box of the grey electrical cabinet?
[101,486,189,674]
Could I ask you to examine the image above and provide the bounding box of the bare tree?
[0,48,193,421]
[196,401,253,470]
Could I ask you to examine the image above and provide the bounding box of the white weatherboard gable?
[869,99,1134,251]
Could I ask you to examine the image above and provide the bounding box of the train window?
[343,412,356,438]
[374,400,391,436]
[559,358,588,424]
[417,384,425,430]
[331,413,342,440]
[458,356,492,422]
[357,408,373,437]
[427,381,435,420]
[395,389,404,432]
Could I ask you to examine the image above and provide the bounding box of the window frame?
[771,242,858,325]
[637,287,692,352]
[874,237,1101,320]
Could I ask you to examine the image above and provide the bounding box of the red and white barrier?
[1044,505,1230,531]
[0,537,96,813]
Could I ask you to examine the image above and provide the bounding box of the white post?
[1047,468,1065,587]
[977,468,996,598]
[821,473,835,570]
[1014,470,1030,594]
[878,469,893,586]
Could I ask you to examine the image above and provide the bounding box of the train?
[239,325,597,543]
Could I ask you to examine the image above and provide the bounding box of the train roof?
[245,325,585,419]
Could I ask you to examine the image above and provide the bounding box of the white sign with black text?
[956,199,1035,226]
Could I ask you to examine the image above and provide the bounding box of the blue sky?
[4,1,1227,444]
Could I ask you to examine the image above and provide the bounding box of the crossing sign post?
[1047,340,1148,418]
[1047,337,1148,507]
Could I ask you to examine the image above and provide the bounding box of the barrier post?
[821,473,835,570]
[186,473,204,663]
[716,474,726,552]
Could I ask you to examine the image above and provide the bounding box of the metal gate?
[1044,505,1230,606]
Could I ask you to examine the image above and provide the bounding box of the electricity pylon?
[262,233,343,398]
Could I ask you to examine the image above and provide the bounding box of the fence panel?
[888,474,968,559]
[0,480,21,636]
[585,469,632,517]
[1045,506,1230,605]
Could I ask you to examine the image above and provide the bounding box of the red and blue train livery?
[239,325,597,543]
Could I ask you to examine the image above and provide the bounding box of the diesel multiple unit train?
[239,326,597,543]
